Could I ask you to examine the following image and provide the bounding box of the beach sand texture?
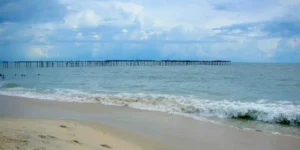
[0,119,143,150]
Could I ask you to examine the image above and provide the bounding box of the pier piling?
[1,60,231,68]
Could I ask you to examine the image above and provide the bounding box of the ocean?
[1,63,300,136]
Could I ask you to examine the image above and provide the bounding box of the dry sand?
[0,118,146,150]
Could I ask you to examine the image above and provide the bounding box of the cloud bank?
[0,0,300,62]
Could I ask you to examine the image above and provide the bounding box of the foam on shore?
[0,84,299,126]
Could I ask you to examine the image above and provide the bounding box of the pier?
[1,60,231,68]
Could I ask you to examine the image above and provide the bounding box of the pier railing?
[1,60,231,68]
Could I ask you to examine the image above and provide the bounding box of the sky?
[0,0,300,62]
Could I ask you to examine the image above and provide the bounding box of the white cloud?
[59,0,144,27]
[114,29,161,41]
[289,38,300,48]
[129,30,162,41]
[27,45,53,59]
[113,2,144,19]
[64,10,102,28]
[92,33,101,40]
[76,32,83,39]
[58,0,286,32]
[246,31,266,38]
[258,38,281,57]
[231,29,243,34]
[122,28,128,33]
[1,0,299,62]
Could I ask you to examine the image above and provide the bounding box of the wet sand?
[0,95,299,150]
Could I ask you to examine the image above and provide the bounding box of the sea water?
[0,63,300,136]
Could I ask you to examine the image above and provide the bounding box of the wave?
[0,87,299,126]
[0,82,21,89]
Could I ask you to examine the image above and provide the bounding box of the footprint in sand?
[38,135,57,140]
[100,144,112,149]
[59,125,67,128]
[72,140,82,144]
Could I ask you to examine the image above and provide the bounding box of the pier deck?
[1,60,231,68]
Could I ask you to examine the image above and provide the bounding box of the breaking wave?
[0,87,299,126]
[0,82,21,89]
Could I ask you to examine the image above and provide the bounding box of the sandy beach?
[1,0,300,149]
[0,118,146,150]
[0,94,300,150]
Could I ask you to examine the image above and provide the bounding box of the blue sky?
[0,0,299,62]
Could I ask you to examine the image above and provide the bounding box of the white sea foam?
[0,86,299,126]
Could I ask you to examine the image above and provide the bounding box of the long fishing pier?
[1,60,231,68]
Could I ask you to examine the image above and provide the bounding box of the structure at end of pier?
[1,60,231,68]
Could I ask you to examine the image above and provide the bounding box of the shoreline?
[1,94,300,150]
[0,86,298,131]
[0,92,299,137]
